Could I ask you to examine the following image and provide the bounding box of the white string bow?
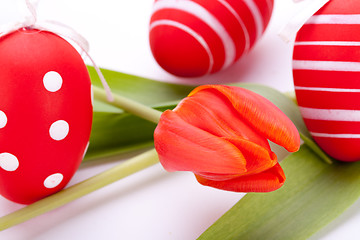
[0,0,114,101]
[278,0,331,43]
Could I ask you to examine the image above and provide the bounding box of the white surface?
[0,0,359,239]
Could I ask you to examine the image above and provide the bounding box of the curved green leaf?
[199,145,360,240]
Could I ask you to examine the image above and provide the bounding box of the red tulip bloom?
[154,85,300,192]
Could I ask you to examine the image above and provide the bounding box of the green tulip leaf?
[199,144,360,239]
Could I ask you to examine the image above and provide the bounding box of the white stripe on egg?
[293,60,360,72]
[306,14,360,25]
[243,0,264,40]
[218,0,251,52]
[311,132,360,139]
[295,86,360,92]
[300,107,360,122]
[295,41,360,46]
[152,0,236,70]
[150,19,214,74]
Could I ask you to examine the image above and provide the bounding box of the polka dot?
[49,120,69,141]
[44,173,63,188]
[0,153,19,171]
[43,71,63,92]
[0,110,7,128]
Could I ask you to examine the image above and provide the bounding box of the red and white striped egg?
[0,28,93,204]
[149,0,274,77]
[293,0,360,161]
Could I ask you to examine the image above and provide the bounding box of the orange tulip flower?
[154,85,300,192]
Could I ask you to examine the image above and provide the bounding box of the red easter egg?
[0,28,92,204]
[149,0,274,77]
[293,0,360,161]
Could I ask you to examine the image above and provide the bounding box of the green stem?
[300,132,333,164]
[0,149,159,231]
[93,85,162,124]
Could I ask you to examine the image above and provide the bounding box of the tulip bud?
[154,85,300,192]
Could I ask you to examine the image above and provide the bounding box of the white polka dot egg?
[0,28,92,204]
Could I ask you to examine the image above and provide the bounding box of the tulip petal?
[174,89,271,150]
[154,110,247,174]
[225,137,277,175]
[189,85,300,152]
[195,138,277,181]
[194,172,244,181]
[195,163,286,192]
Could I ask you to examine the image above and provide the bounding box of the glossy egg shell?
[0,28,93,204]
[149,0,274,77]
[293,0,360,161]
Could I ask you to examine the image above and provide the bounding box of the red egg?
[293,0,360,161]
[0,28,92,204]
[149,0,274,77]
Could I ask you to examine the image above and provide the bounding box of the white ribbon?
[278,0,331,43]
[0,0,114,101]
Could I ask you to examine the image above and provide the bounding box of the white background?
[1,0,360,239]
